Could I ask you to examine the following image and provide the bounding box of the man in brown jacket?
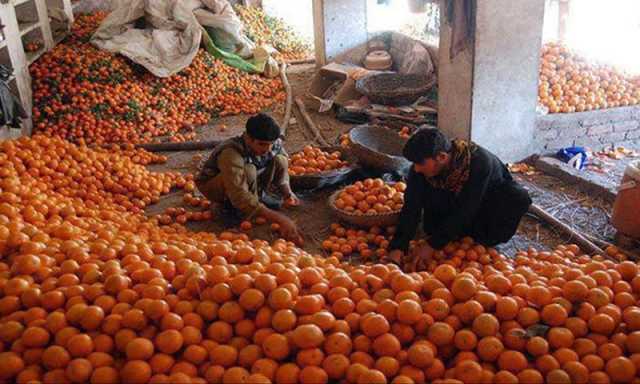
[196,113,302,244]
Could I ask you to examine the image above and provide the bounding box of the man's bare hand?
[278,215,303,245]
[258,206,303,245]
[413,244,435,261]
[284,193,301,208]
[404,244,435,272]
[388,249,404,265]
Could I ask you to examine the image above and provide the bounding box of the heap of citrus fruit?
[399,127,411,139]
[289,146,349,176]
[339,134,352,148]
[538,42,640,113]
[30,13,286,145]
[235,5,312,62]
[2,135,640,384]
[333,179,406,216]
[322,223,395,261]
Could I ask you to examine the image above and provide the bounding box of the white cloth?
[91,0,255,78]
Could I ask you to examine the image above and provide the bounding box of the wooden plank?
[279,62,293,135]
[295,97,329,146]
[528,204,607,257]
[288,58,315,65]
[18,20,39,35]
[133,140,221,153]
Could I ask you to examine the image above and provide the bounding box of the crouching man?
[196,113,302,244]
[388,128,532,270]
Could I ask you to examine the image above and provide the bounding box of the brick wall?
[534,105,640,153]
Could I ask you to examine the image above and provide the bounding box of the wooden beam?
[279,62,293,135]
[295,97,329,146]
[134,140,221,152]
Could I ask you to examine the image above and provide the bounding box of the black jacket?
[389,145,514,251]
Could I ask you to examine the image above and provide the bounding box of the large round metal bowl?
[348,125,410,173]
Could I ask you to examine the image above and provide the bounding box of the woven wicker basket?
[328,188,401,228]
[290,146,359,191]
[349,125,411,173]
[356,72,436,106]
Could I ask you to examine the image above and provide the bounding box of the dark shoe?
[220,201,242,227]
[260,193,283,210]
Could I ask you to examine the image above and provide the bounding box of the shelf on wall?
[1,0,75,137]
[52,30,66,44]
[13,0,32,6]
[18,20,39,35]
[26,46,44,64]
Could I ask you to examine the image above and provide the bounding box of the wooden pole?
[528,204,606,256]
[288,58,316,65]
[134,140,220,152]
[280,62,293,135]
[582,233,638,261]
[295,97,330,146]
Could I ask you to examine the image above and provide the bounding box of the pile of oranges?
[25,41,43,53]
[30,13,286,145]
[234,5,312,62]
[339,134,352,148]
[157,204,214,226]
[3,135,640,384]
[289,146,349,176]
[322,223,395,260]
[399,127,411,139]
[538,42,640,113]
[333,179,406,216]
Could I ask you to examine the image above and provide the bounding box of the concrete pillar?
[557,0,570,42]
[313,0,368,66]
[438,0,546,162]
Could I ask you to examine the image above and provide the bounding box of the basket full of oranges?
[329,178,406,227]
[289,145,358,190]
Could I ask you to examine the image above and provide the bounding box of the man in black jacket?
[388,128,532,270]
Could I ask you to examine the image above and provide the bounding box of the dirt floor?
[145,63,639,261]
[146,63,352,257]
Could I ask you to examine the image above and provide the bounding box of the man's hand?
[281,185,301,208]
[388,249,404,265]
[405,244,435,272]
[276,214,303,245]
[413,244,435,261]
[257,206,303,245]
[284,193,301,208]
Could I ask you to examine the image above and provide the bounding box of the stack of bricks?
[535,105,640,153]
